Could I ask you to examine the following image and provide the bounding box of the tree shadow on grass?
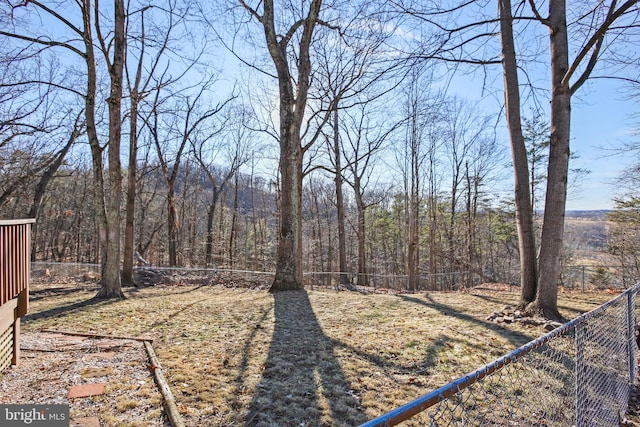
[329,332,459,379]
[25,283,210,325]
[22,297,117,323]
[398,294,535,347]
[29,286,88,302]
[246,290,366,427]
[466,291,596,321]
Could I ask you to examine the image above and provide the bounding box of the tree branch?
[566,0,639,94]
[0,31,85,57]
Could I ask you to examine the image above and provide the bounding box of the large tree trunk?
[96,0,125,298]
[251,0,322,292]
[80,0,124,299]
[499,0,538,306]
[529,1,570,321]
[272,120,304,290]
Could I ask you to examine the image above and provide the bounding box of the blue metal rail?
[359,284,639,426]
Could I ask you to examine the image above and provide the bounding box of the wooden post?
[17,290,28,318]
[11,318,19,366]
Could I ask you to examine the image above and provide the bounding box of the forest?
[2,1,640,317]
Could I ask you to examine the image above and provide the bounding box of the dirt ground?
[0,330,169,426]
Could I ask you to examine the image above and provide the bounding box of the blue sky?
[24,1,637,212]
[449,69,638,211]
[568,80,637,210]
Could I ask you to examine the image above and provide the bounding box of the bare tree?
[527,0,638,319]
[27,114,83,218]
[2,0,127,297]
[397,69,437,291]
[144,77,230,266]
[237,0,327,291]
[394,0,640,318]
[192,104,249,268]
[310,10,401,287]
[0,45,82,218]
[497,0,539,306]
[122,2,188,285]
[342,101,402,286]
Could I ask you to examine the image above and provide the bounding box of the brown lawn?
[19,280,615,426]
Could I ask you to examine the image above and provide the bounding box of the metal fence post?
[575,319,586,427]
[627,291,637,386]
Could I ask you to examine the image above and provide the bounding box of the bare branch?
[0,30,85,57]
[567,0,640,94]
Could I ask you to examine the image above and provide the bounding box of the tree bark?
[96,0,125,298]
[122,91,139,287]
[529,0,570,321]
[408,105,420,292]
[498,0,538,307]
[353,175,369,287]
[78,0,124,298]
[332,106,350,286]
[243,0,323,291]
[205,192,219,268]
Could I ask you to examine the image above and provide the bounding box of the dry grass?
[21,281,614,426]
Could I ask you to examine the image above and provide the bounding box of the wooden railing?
[0,219,35,372]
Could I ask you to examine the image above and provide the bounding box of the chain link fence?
[31,261,632,292]
[31,262,276,288]
[31,262,640,424]
[361,281,640,426]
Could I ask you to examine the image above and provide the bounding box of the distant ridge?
[565,210,611,220]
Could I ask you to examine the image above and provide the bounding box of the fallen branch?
[41,329,153,342]
[144,341,185,427]
[20,347,57,352]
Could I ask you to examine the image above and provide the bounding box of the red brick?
[67,383,106,398]
[85,352,115,360]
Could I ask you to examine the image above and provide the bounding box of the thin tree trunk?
[122,95,139,286]
[354,177,368,287]
[499,0,537,306]
[28,119,81,260]
[166,191,179,267]
[229,173,239,267]
[205,195,218,268]
[332,107,350,285]
[531,0,570,321]
[408,94,420,292]
[250,161,258,269]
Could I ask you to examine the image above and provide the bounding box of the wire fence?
[360,281,640,426]
[304,265,629,292]
[30,262,640,424]
[31,261,634,293]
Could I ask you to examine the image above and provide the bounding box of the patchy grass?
[23,282,613,426]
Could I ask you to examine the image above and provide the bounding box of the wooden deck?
[0,219,34,371]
